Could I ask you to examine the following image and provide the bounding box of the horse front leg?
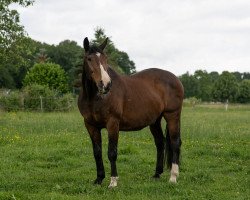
[106,118,119,188]
[84,120,105,184]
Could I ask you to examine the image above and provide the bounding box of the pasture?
[0,106,249,199]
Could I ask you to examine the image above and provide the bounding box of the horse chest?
[84,104,110,125]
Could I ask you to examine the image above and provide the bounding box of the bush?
[0,85,75,112]
[23,84,56,111]
[23,63,69,93]
[23,84,74,111]
[55,93,76,111]
[183,97,201,107]
[0,90,22,112]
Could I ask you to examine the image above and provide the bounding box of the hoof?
[152,174,160,179]
[94,177,104,185]
[108,176,118,188]
[169,176,177,183]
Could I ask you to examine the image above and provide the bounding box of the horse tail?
[164,123,172,169]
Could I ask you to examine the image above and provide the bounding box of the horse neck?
[107,66,120,80]
[81,66,98,100]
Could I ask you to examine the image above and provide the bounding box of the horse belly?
[119,96,163,131]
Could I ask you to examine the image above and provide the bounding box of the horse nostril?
[98,80,104,88]
[107,81,112,89]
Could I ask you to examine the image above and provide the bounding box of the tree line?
[179,70,250,103]
[0,28,136,90]
[1,1,135,91]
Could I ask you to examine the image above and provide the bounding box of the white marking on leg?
[100,64,111,87]
[169,163,179,183]
[108,176,119,188]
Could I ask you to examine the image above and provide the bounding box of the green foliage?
[183,97,201,107]
[22,84,54,110]
[242,72,250,79]
[179,72,199,98]
[0,85,75,111]
[23,84,74,111]
[23,63,69,93]
[46,40,83,85]
[0,1,34,88]
[194,70,213,101]
[0,90,21,111]
[237,80,250,103]
[180,70,250,103]
[0,65,15,88]
[0,0,34,49]
[212,71,238,102]
[0,36,37,88]
[92,27,136,74]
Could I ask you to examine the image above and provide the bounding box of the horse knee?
[171,136,181,148]
[108,147,117,161]
[93,144,102,159]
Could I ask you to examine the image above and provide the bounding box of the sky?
[13,0,250,75]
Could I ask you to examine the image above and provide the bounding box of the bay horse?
[78,37,184,188]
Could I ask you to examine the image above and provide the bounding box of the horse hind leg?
[164,112,182,183]
[149,117,165,178]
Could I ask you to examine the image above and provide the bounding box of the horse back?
[122,68,184,110]
[116,68,184,130]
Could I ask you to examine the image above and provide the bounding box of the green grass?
[0,106,249,199]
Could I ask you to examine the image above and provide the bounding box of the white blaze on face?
[96,53,111,87]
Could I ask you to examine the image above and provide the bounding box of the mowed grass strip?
[0,107,249,199]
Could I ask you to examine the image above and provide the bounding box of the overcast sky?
[13,0,250,75]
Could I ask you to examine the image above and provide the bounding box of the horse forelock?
[88,45,103,54]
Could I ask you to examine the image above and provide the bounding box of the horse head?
[83,37,112,96]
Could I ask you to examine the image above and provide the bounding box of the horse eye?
[87,58,92,61]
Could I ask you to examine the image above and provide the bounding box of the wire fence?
[0,92,77,112]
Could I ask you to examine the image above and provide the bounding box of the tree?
[209,71,219,82]
[237,80,250,103]
[194,70,213,101]
[0,0,34,48]
[242,72,250,80]
[0,36,37,88]
[46,40,83,85]
[212,71,238,102]
[0,0,34,88]
[92,27,136,74]
[179,72,199,98]
[232,72,243,82]
[23,63,69,93]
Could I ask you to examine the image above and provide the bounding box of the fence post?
[225,99,228,111]
[40,96,43,112]
[20,94,24,110]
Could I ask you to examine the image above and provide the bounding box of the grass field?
[0,106,249,199]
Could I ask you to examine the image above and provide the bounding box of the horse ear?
[99,37,108,51]
[83,37,89,52]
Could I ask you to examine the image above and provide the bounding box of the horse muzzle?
[98,80,112,95]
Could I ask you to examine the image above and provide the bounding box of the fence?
[0,90,77,112]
